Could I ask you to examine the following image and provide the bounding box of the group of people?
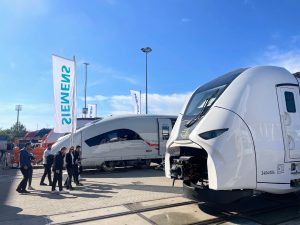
[16,143,83,194]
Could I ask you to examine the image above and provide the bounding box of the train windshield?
[184,85,226,117]
[183,68,247,125]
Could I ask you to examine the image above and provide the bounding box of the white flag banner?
[52,55,77,133]
[88,104,97,118]
[130,90,141,114]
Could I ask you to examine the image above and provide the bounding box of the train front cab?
[166,105,256,204]
[166,66,300,203]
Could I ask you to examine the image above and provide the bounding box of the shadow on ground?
[82,166,164,178]
[80,180,182,195]
[0,169,52,224]
[198,192,300,225]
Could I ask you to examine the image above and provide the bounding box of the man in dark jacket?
[65,146,75,190]
[51,147,67,193]
[16,143,32,194]
[73,145,83,186]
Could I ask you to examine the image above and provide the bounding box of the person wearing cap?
[51,146,67,194]
[65,146,75,190]
[40,144,53,186]
[16,143,32,194]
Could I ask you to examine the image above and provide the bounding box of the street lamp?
[15,105,22,132]
[83,62,89,118]
[141,47,152,114]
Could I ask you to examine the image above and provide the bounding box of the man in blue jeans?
[16,143,32,194]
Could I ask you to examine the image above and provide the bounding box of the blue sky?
[1,0,300,130]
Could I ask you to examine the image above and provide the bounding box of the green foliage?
[0,123,27,142]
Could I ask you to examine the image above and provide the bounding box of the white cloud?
[260,46,300,73]
[84,92,192,116]
[81,95,108,101]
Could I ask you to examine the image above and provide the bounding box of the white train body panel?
[52,115,176,168]
[166,66,300,198]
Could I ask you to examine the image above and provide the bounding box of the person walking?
[40,144,53,186]
[28,147,35,190]
[73,145,83,186]
[65,146,75,190]
[16,143,32,194]
[51,147,67,194]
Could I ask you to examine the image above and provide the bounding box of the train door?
[158,119,172,156]
[277,86,300,160]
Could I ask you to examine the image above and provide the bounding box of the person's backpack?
[47,154,54,166]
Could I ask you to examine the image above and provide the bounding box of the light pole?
[141,47,152,114]
[83,62,89,118]
[15,105,22,132]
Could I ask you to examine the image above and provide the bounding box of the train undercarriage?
[170,147,253,203]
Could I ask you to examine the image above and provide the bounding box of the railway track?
[48,194,300,225]
[3,169,300,224]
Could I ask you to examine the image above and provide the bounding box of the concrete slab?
[1,168,183,224]
[126,196,191,211]
[48,205,129,224]
[2,168,183,218]
[142,204,218,225]
[79,214,152,225]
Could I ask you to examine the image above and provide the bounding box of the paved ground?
[2,167,300,225]
[0,166,183,224]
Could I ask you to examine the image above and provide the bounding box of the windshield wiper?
[185,94,216,128]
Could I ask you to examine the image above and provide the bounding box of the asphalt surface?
[2,167,300,225]
[0,166,183,224]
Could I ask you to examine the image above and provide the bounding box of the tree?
[0,123,27,142]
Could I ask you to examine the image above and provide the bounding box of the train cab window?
[171,118,177,128]
[117,129,142,141]
[85,129,142,147]
[284,91,296,113]
[162,125,170,140]
[184,85,226,117]
[107,132,118,143]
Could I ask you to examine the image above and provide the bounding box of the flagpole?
[139,90,141,114]
[70,55,77,148]
[95,104,97,117]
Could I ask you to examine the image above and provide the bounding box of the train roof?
[194,68,247,94]
[78,114,177,131]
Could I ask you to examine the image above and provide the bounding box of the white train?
[165,66,300,203]
[52,114,176,171]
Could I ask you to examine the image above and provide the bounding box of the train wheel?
[102,161,115,172]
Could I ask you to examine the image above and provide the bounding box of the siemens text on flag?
[130,90,141,114]
[52,55,77,133]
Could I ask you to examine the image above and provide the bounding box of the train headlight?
[199,128,229,140]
